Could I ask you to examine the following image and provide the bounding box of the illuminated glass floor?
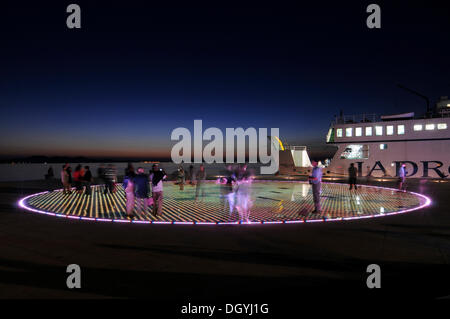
[19,181,431,225]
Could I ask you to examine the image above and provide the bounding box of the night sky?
[1,1,449,160]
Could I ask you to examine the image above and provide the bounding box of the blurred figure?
[348,163,358,190]
[189,164,194,185]
[150,164,167,216]
[66,164,72,189]
[195,164,206,201]
[398,163,408,192]
[83,166,93,195]
[97,164,106,193]
[123,169,136,219]
[125,162,135,177]
[235,164,253,222]
[73,164,84,193]
[45,166,54,180]
[221,164,236,215]
[176,165,185,190]
[308,161,322,214]
[104,164,117,194]
[61,164,71,194]
[134,167,150,214]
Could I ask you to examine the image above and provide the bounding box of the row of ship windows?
[336,123,448,138]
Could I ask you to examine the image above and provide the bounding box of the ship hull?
[327,140,450,178]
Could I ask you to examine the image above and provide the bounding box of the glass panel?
[365,127,372,136]
[345,127,353,137]
[340,144,369,159]
[375,126,383,136]
[397,125,405,135]
[386,125,394,135]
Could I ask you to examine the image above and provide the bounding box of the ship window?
[397,125,405,135]
[355,127,362,136]
[379,144,387,150]
[414,124,423,131]
[340,144,369,159]
[386,125,394,135]
[425,124,435,130]
[345,127,353,137]
[365,127,372,136]
[438,123,447,130]
[375,126,383,136]
[336,128,343,137]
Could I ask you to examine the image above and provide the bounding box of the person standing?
[150,164,167,217]
[235,164,252,222]
[61,164,71,194]
[104,164,116,194]
[97,164,106,193]
[189,164,194,185]
[221,165,236,215]
[66,164,72,189]
[83,166,93,195]
[176,165,185,190]
[73,164,84,193]
[195,164,206,201]
[308,161,322,214]
[123,170,136,219]
[348,163,358,190]
[134,167,150,214]
[398,163,408,192]
[125,162,135,177]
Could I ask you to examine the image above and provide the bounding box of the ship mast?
[397,84,431,118]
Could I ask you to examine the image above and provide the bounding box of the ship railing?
[284,145,306,151]
[333,113,379,124]
[437,109,450,118]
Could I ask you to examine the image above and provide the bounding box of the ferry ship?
[325,96,450,179]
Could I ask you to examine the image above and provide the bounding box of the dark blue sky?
[1,1,449,159]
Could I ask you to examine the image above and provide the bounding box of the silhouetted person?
[83,166,93,195]
[398,163,408,192]
[66,164,72,187]
[150,164,167,216]
[45,166,54,180]
[125,162,135,177]
[104,164,116,194]
[176,165,185,190]
[308,161,322,214]
[134,167,150,214]
[97,164,106,193]
[73,164,84,193]
[195,164,206,201]
[348,163,358,190]
[61,164,71,194]
[123,170,136,219]
[189,164,194,185]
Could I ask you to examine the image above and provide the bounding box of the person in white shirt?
[398,163,408,192]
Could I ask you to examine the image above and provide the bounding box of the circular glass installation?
[18,181,431,225]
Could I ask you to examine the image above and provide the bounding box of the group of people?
[123,163,167,219]
[61,164,94,195]
[60,163,116,195]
